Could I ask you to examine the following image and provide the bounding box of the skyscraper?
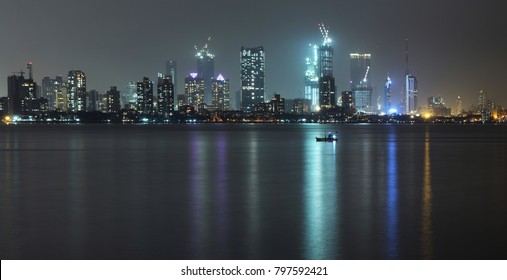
[165,60,177,95]
[157,73,174,117]
[240,46,265,112]
[384,76,393,113]
[42,76,63,111]
[184,73,205,110]
[304,44,319,110]
[211,74,230,111]
[196,41,214,105]
[318,23,336,109]
[7,68,37,116]
[404,39,418,114]
[136,77,154,115]
[124,82,137,110]
[350,53,372,113]
[455,96,462,116]
[67,70,86,112]
[87,90,99,111]
[106,86,121,113]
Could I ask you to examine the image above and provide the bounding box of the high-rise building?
[211,74,230,111]
[241,46,265,112]
[384,76,393,113]
[196,42,214,105]
[404,39,418,114]
[350,53,372,113]
[317,23,336,109]
[87,90,99,111]
[57,83,68,111]
[341,91,353,115]
[184,73,205,110]
[67,70,86,112]
[106,86,121,113]
[165,60,177,95]
[477,90,487,113]
[270,93,285,114]
[7,71,37,116]
[157,73,174,117]
[304,44,319,110]
[124,82,137,110]
[454,96,462,116]
[42,76,63,111]
[136,77,154,115]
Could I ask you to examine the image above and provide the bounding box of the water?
[1,124,506,259]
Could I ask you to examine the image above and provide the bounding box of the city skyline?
[1,0,505,108]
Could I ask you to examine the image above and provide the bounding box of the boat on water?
[316,132,338,142]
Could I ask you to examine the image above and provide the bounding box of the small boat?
[316,132,338,142]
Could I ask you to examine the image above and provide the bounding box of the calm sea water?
[1,124,506,260]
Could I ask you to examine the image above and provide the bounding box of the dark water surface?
[1,124,506,259]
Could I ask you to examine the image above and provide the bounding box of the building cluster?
[2,25,505,123]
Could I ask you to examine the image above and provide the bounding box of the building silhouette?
[241,46,265,112]
[106,86,121,113]
[137,77,154,115]
[165,60,177,95]
[196,42,214,105]
[157,74,174,117]
[404,39,418,114]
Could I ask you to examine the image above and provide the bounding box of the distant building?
[384,76,393,113]
[428,96,451,116]
[184,73,205,110]
[211,74,230,111]
[404,39,418,114]
[7,72,37,115]
[0,97,8,114]
[165,60,177,95]
[157,74,174,116]
[123,82,138,110]
[137,77,154,115]
[42,76,63,111]
[106,86,121,113]
[341,91,353,115]
[57,83,68,111]
[270,93,285,114]
[454,96,462,116]
[241,46,265,112]
[318,23,336,109]
[196,43,214,105]
[68,70,87,112]
[292,98,311,114]
[87,90,99,111]
[350,53,372,113]
[305,44,319,110]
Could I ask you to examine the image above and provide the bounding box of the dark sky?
[1,0,505,109]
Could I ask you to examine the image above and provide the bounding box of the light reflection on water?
[1,124,506,259]
[303,133,338,259]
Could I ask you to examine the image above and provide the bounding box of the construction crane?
[318,23,331,45]
[194,36,213,58]
[362,66,370,84]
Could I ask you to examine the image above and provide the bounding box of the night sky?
[1,0,505,108]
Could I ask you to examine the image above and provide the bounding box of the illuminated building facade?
[318,23,336,109]
[42,76,63,111]
[304,44,319,109]
[241,46,265,112]
[211,74,230,111]
[185,73,205,110]
[124,82,137,110]
[341,91,353,115]
[350,53,372,113]
[405,75,418,114]
[384,76,393,113]
[270,93,285,114]
[136,77,154,115]
[67,70,86,112]
[157,74,174,116]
